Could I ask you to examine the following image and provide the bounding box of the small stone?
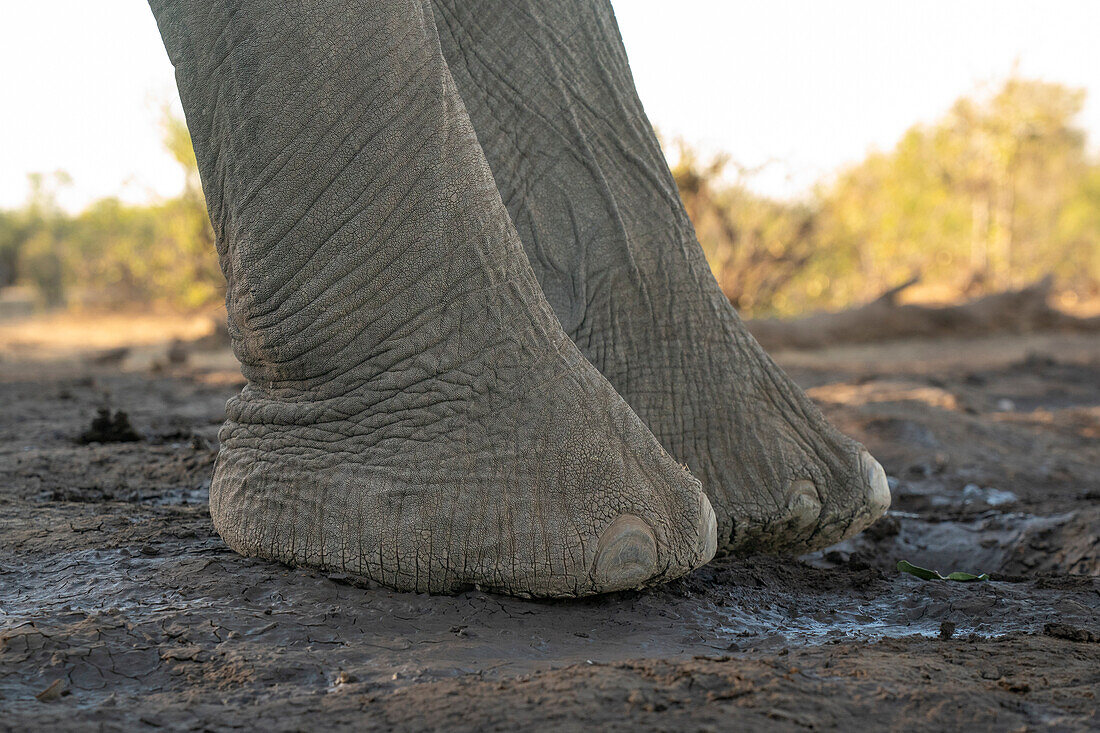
[167,339,190,365]
[939,621,956,639]
[1044,622,1099,643]
[998,678,1030,694]
[35,679,65,702]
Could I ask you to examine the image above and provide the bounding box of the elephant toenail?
[695,495,718,568]
[786,479,822,533]
[859,449,891,516]
[592,514,658,590]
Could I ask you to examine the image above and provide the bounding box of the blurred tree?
[804,76,1094,310]
[0,78,1095,317]
[0,210,27,288]
[156,107,221,308]
[18,171,73,306]
[1056,164,1100,299]
[667,76,1100,316]
[1,112,223,310]
[669,140,816,315]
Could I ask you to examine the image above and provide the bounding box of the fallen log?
[745,277,1100,351]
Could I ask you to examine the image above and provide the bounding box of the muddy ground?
[1,326,1098,731]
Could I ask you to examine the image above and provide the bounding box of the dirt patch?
[75,409,142,445]
[1,329,1099,729]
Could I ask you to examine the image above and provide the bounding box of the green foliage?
[0,112,220,310]
[10,171,74,307]
[673,76,1100,316]
[1,77,1097,316]
[669,141,817,315]
[897,560,989,582]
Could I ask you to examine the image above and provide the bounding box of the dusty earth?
[1,316,1098,731]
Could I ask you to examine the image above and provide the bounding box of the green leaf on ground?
[897,560,989,582]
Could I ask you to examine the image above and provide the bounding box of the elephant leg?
[431,0,889,553]
[148,0,715,597]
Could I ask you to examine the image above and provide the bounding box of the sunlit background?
[3,0,1099,318]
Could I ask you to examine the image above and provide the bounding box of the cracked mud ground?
[1,327,1098,731]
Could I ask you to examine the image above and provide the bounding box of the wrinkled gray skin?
[148,0,717,598]
[431,0,890,553]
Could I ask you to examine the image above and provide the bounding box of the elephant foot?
[208,343,716,598]
[604,320,893,555]
[717,440,893,555]
[151,0,717,598]
[432,0,890,556]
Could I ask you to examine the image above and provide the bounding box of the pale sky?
[3,1,1099,212]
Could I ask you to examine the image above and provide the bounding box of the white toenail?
[859,450,891,516]
[695,495,717,567]
[592,515,658,591]
[787,479,822,532]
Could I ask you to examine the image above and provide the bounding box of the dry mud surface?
[1,329,1098,731]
